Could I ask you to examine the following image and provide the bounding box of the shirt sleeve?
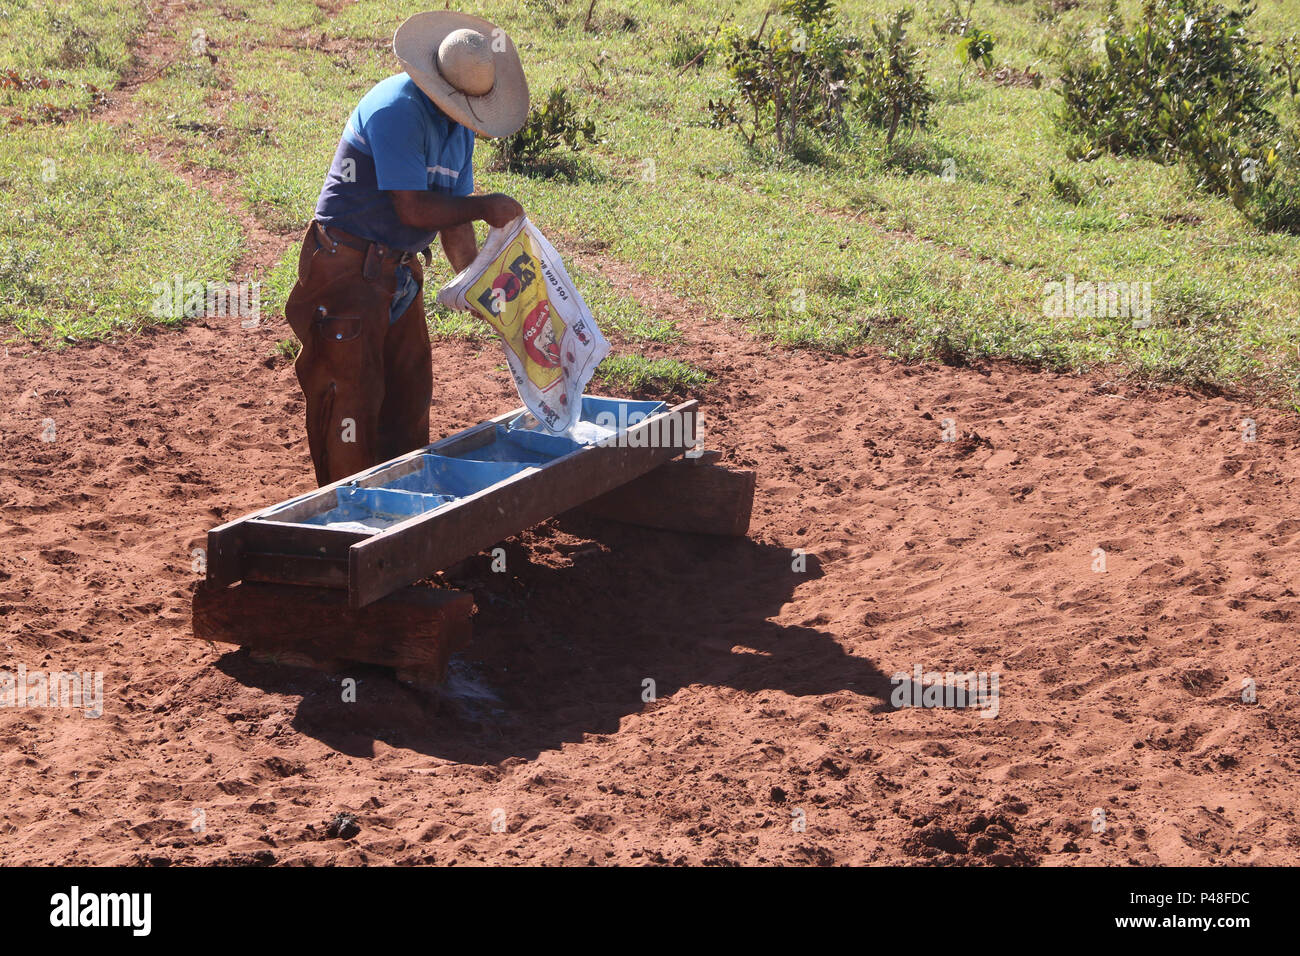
[363,95,430,192]
[453,131,475,197]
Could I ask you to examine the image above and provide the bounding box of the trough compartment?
[205,397,697,607]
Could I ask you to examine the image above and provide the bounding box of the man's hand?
[477,193,524,228]
[390,190,524,233]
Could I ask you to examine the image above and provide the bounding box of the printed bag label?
[438,217,609,433]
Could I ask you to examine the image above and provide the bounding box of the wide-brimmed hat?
[393,11,529,139]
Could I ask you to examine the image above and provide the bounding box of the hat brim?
[393,11,529,139]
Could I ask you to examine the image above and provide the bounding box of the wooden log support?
[576,453,756,536]
[191,582,473,681]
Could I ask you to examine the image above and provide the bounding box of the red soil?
[2,289,1298,866]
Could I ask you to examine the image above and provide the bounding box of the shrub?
[1170,93,1280,204]
[856,8,935,143]
[708,0,868,150]
[948,2,996,79]
[1056,0,1274,163]
[492,86,598,172]
[1055,0,1300,229]
[1243,137,1300,232]
[1268,34,1300,99]
[708,2,934,151]
[956,27,996,72]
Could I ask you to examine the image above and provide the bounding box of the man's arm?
[389,190,522,235]
[440,221,478,274]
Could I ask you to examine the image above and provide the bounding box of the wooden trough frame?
[192,397,755,681]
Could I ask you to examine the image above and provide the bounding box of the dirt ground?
[2,279,1299,866]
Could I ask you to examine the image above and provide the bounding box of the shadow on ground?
[215,516,897,762]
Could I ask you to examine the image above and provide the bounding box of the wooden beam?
[347,401,699,607]
[240,520,368,554]
[205,415,521,586]
[575,456,755,536]
[191,581,473,680]
[205,518,247,588]
[242,552,349,588]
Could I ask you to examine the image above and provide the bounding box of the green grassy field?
[3,0,1299,401]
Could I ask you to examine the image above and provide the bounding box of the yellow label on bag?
[467,234,567,392]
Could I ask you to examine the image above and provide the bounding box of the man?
[285,11,528,486]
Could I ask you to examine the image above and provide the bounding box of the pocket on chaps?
[315,308,365,343]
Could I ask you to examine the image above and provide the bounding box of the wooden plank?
[202,457,406,583]
[191,581,473,679]
[242,552,349,588]
[347,401,699,607]
[206,518,247,588]
[205,413,526,585]
[575,457,756,536]
[427,418,501,457]
[240,519,368,555]
[353,420,501,489]
[261,451,423,523]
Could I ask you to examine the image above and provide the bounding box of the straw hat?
[393,11,529,139]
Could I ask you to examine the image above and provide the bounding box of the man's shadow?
[215,516,900,763]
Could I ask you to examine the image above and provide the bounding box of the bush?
[856,8,935,143]
[1056,0,1274,163]
[708,0,868,151]
[1056,0,1300,229]
[491,86,597,172]
[707,2,934,151]
[1243,137,1300,232]
[956,26,996,72]
[946,2,993,87]
[1268,34,1300,99]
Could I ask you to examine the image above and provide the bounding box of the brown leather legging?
[284,223,433,487]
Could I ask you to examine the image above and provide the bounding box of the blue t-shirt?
[314,74,475,253]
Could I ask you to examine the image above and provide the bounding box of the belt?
[312,221,431,281]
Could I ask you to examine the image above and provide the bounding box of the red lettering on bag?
[522,300,561,368]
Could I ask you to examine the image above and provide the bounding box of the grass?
[3,0,1300,404]
[594,354,708,393]
[427,302,492,344]
[0,0,243,343]
[0,0,145,113]
[0,121,243,342]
